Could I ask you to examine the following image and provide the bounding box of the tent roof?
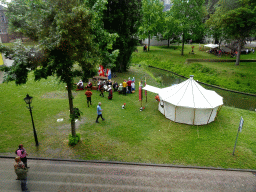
[142,84,161,94]
[204,44,219,48]
[143,76,223,109]
[221,46,232,52]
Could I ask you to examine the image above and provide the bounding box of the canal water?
[147,67,256,111]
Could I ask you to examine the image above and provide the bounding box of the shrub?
[235,79,241,84]
[68,133,81,146]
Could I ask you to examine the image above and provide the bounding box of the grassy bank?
[0,65,255,170]
[132,45,256,94]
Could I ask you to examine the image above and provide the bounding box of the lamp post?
[24,94,39,146]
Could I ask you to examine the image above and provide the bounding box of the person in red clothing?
[87,81,92,89]
[155,94,160,102]
[85,88,93,107]
[127,78,132,94]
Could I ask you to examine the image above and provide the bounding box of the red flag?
[145,78,147,96]
[139,81,143,101]
[99,65,104,76]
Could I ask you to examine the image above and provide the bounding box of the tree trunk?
[148,34,150,52]
[67,82,76,137]
[181,33,185,56]
[235,39,242,66]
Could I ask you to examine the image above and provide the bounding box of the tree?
[139,0,165,52]
[102,0,142,72]
[4,0,40,41]
[171,0,206,55]
[2,0,118,139]
[162,10,180,47]
[207,0,256,65]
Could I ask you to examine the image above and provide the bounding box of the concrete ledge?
[1,155,255,173]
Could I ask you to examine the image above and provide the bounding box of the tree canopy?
[171,0,206,55]
[1,0,118,138]
[102,0,142,72]
[162,10,180,47]
[139,0,165,52]
[207,0,256,65]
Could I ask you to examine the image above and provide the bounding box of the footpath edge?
[1,155,255,173]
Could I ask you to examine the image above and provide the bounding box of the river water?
[147,67,256,111]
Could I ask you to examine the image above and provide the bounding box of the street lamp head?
[24,94,33,105]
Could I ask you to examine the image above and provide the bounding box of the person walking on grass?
[96,102,105,123]
[14,156,29,192]
[85,88,92,107]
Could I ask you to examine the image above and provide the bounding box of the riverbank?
[132,45,256,94]
[0,66,255,170]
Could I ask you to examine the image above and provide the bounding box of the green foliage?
[171,0,206,55]
[1,66,256,169]
[162,10,180,47]
[2,0,119,137]
[206,0,256,65]
[101,0,142,72]
[139,0,165,51]
[131,45,256,94]
[69,133,81,146]
[86,0,120,70]
[4,0,38,41]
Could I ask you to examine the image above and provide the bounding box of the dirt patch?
[41,91,78,99]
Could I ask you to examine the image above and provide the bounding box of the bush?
[68,133,81,146]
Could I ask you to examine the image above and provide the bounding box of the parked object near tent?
[143,75,223,125]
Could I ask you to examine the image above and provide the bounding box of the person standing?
[118,83,123,95]
[127,78,132,94]
[16,144,28,168]
[122,80,127,96]
[14,156,29,192]
[99,82,104,97]
[113,81,119,92]
[96,102,105,123]
[108,87,113,100]
[85,88,93,107]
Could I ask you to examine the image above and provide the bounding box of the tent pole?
[174,106,177,121]
[214,105,223,121]
[207,109,214,124]
[193,108,195,125]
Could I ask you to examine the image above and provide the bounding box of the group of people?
[117,77,136,96]
[97,80,114,100]
[76,80,93,91]
[83,77,136,124]
[14,144,29,192]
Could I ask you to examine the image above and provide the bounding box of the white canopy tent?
[221,46,232,53]
[143,75,223,125]
[204,44,219,49]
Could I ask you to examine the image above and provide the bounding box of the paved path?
[0,158,255,192]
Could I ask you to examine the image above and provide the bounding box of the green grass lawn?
[132,44,256,94]
[0,65,255,170]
